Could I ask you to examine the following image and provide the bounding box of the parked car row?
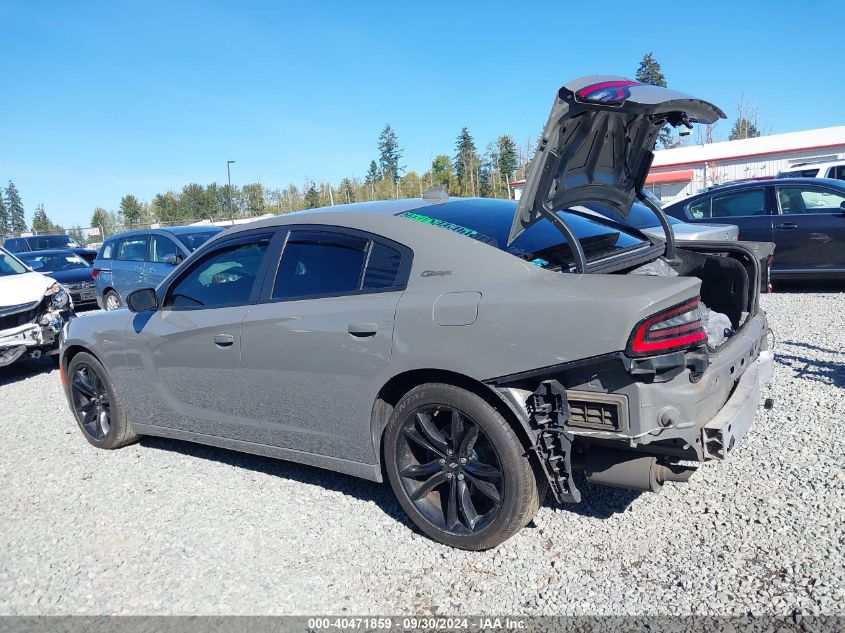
[664,177,845,279]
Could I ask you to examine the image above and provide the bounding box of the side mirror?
[126,288,158,313]
[162,253,182,266]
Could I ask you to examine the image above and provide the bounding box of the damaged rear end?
[491,76,774,503]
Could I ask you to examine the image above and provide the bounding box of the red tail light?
[91,268,101,279]
[627,297,707,357]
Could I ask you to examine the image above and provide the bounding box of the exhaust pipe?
[582,449,697,492]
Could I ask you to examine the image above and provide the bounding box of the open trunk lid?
[508,75,725,245]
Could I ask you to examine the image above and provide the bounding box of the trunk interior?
[620,244,762,350]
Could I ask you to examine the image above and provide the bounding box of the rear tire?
[384,383,542,550]
[67,352,139,449]
[103,290,122,311]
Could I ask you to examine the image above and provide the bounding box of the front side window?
[149,235,179,263]
[777,186,845,215]
[116,237,148,261]
[27,235,77,250]
[273,232,368,300]
[0,250,27,276]
[711,189,765,218]
[167,237,270,308]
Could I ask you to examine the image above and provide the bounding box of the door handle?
[213,333,235,347]
[776,222,798,230]
[347,322,378,337]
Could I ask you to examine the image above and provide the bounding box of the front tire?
[67,352,138,449]
[384,383,542,550]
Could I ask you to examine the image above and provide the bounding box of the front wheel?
[67,352,138,449]
[384,383,543,550]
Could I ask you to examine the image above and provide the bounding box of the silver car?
[60,76,774,550]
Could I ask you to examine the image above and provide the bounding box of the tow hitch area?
[527,381,581,503]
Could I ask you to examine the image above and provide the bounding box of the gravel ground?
[0,290,843,616]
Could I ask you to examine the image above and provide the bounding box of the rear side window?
[273,232,368,300]
[831,166,845,181]
[116,236,148,261]
[99,240,118,260]
[364,243,403,289]
[777,186,845,215]
[711,189,765,218]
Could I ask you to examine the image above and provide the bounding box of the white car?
[0,246,73,367]
[778,159,845,181]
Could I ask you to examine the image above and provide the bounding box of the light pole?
[227,160,236,216]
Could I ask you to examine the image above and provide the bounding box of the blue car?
[93,226,224,310]
[16,249,99,309]
[664,177,845,279]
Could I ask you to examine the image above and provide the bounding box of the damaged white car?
[0,246,74,367]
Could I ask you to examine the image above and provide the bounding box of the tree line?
[3,53,763,242]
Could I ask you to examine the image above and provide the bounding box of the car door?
[772,183,845,273]
[240,227,412,464]
[112,234,149,297]
[123,231,278,440]
[145,233,182,288]
[685,187,775,244]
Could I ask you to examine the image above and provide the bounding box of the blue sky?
[2,0,843,227]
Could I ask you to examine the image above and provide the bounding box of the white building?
[511,125,845,204]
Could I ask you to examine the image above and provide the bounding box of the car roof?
[105,225,226,240]
[675,177,845,202]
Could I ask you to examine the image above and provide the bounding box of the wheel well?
[372,369,535,474]
[62,344,101,373]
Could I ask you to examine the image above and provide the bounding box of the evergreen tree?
[496,135,518,183]
[68,225,86,246]
[454,128,479,196]
[377,124,403,184]
[90,207,116,237]
[241,183,267,216]
[339,178,356,204]
[635,53,676,149]
[0,193,8,235]
[728,117,761,140]
[635,52,667,87]
[119,194,144,226]
[365,160,379,185]
[303,179,320,209]
[32,204,51,233]
[6,181,26,233]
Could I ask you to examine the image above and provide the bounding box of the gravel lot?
[0,289,843,616]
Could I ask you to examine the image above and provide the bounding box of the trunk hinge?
[527,381,581,504]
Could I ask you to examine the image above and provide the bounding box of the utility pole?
[227,160,236,216]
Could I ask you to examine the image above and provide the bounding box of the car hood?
[46,268,95,284]
[508,75,725,244]
[0,272,57,308]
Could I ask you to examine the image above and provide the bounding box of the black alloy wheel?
[396,405,504,534]
[70,362,112,441]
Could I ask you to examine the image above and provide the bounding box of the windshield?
[26,235,80,250]
[397,199,647,272]
[18,252,90,272]
[0,250,28,277]
[176,231,220,252]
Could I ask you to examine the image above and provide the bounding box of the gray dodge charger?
[60,76,775,549]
